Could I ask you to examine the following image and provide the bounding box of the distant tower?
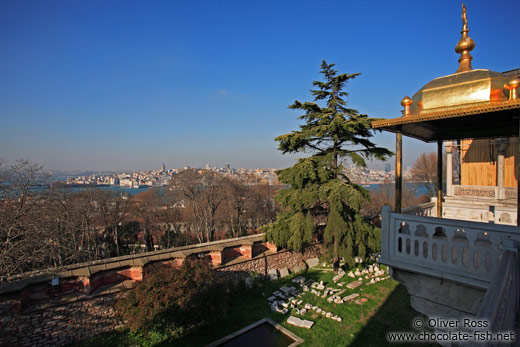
[161,163,166,172]
[385,163,391,173]
[225,163,230,170]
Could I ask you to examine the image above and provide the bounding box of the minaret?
[454,2,475,73]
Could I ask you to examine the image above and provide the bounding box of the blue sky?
[1,0,519,171]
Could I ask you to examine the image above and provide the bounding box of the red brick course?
[0,236,321,346]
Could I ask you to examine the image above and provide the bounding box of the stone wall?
[216,244,321,283]
[1,293,123,347]
[0,235,321,347]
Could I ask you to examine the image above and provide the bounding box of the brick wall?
[0,236,321,347]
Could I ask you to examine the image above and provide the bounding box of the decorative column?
[437,140,443,218]
[396,96,411,214]
[395,129,403,213]
[497,138,506,200]
[445,141,453,197]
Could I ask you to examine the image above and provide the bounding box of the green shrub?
[115,260,229,339]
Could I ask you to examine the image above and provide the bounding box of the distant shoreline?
[53,181,427,197]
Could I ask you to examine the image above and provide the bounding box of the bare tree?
[93,190,130,257]
[130,187,179,252]
[361,179,429,219]
[223,179,249,238]
[410,152,439,197]
[247,184,280,230]
[42,188,102,264]
[169,170,227,243]
[0,159,49,280]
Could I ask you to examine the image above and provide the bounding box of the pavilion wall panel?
[461,139,497,187]
[504,137,519,188]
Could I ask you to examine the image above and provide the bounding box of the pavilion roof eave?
[372,99,520,142]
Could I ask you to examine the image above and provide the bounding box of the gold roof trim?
[372,99,520,129]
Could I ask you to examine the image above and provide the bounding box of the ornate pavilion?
[372,3,520,336]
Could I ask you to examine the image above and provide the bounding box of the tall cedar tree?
[265,61,392,270]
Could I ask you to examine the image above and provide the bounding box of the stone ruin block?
[346,281,362,289]
[287,316,315,329]
[280,286,291,294]
[268,269,278,281]
[343,293,360,302]
[292,276,306,285]
[332,272,345,283]
[305,257,319,268]
[271,301,289,315]
[293,264,306,273]
[279,267,290,278]
[303,279,314,286]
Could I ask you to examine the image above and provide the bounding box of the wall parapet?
[0,234,318,315]
[2,234,264,286]
[0,234,321,347]
[0,234,277,317]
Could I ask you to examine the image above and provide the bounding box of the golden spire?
[455,2,475,73]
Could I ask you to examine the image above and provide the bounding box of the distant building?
[384,163,391,173]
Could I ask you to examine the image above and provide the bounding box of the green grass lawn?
[81,266,437,347]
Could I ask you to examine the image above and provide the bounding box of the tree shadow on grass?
[158,272,307,347]
[350,284,438,347]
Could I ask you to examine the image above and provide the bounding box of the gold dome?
[403,4,512,116]
[409,69,510,116]
[373,3,520,143]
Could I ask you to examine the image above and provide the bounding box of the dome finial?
[461,2,468,31]
[455,2,475,73]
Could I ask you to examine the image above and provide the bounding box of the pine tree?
[264,61,392,271]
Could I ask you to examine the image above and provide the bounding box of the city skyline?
[1,0,519,171]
